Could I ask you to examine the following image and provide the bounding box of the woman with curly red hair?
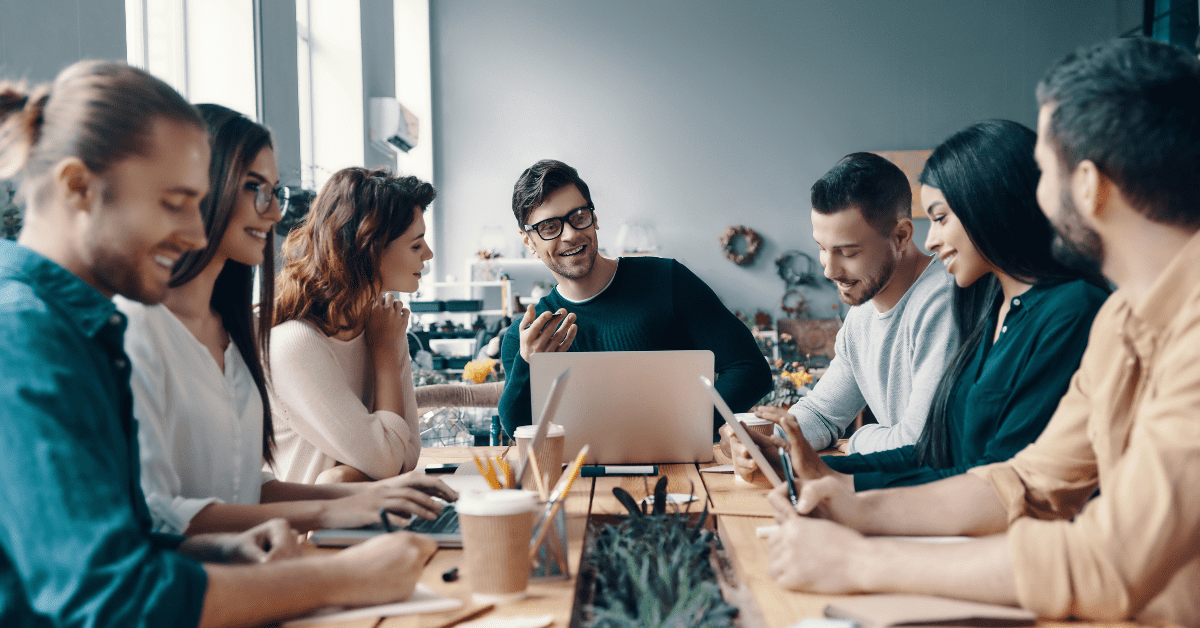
[271,167,436,484]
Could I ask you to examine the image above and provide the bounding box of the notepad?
[281,583,462,626]
[823,594,1035,628]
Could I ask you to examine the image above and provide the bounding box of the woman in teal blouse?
[820,119,1110,490]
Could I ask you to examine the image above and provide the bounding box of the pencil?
[529,452,548,501]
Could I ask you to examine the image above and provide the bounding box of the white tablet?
[699,376,783,488]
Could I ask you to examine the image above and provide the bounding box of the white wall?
[429,0,1141,320]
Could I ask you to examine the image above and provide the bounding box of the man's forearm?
[853,473,1009,536]
[199,557,355,628]
[854,534,1018,606]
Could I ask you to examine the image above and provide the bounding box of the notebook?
[529,350,716,464]
[823,594,1036,628]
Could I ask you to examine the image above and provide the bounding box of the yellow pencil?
[552,444,589,502]
[528,452,548,501]
[473,452,503,490]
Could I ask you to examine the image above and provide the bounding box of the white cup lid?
[734,413,772,426]
[513,423,565,439]
[456,489,538,516]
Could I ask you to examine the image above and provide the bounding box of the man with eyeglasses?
[497,159,771,437]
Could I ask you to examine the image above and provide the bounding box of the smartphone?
[424,463,460,474]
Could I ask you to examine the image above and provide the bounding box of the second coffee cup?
[514,423,565,488]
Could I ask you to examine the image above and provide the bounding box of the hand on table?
[323,471,459,529]
[718,422,786,484]
[179,518,301,564]
[766,505,868,594]
[328,532,438,607]
[518,305,577,362]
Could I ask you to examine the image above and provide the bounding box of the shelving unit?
[402,257,556,364]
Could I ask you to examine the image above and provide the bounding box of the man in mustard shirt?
[764,37,1200,625]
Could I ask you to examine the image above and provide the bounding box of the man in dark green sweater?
[498,159,771,438]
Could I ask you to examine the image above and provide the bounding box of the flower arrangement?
[761,359,814,408]
[461,357,503,384]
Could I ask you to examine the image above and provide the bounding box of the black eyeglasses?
[248,181,290,216]
[523,206,595,241]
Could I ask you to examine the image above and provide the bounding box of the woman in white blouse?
[118,104,454,536]
[270,167,435,485]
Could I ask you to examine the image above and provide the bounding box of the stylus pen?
[580,465,658,477]
[778,448,799,507]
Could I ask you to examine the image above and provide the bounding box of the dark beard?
[1049,187,1105,277]
[835,254,896,306]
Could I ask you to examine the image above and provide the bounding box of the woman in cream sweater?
[271,167,436,485]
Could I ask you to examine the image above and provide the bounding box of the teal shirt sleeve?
[823,445,916,475]
[498,318,535,437]
[0,288,207,627]
[669,261,773,432]
[827,281,1107,491]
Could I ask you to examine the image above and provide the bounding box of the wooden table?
[303,446,1152,628]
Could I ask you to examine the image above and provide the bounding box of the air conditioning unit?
[369,97,419,154]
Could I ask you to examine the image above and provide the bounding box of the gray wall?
[429,0,1140,320]
[260,0,303,188]
[362,0,398,171]
[0,0,126,83]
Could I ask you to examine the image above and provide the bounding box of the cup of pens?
[456,490,539,603]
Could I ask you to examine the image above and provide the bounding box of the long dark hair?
[170,104,276,466]
[275,167,436,335]
[912,119,1106,468]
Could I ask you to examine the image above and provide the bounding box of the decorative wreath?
[780,289,811,319]
[775,249,821,286]
[718,225,763,266]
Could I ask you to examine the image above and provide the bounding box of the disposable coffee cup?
[514,423,566,489]
[735,413,776,438]
[456,490,539,603]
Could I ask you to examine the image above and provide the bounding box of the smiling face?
[216,146,282,267]
[82,118,210,302]
[1034,105,1105,275]
[810,206,899,306]
[921,185,993,288]
[521,184,599,280]
[378,209,433,293]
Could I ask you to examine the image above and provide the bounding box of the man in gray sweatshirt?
[725,152,957,468]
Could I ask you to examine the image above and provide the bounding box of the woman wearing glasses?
[118,106,453,536]
[269,167,436,485]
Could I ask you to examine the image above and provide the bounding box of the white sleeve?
[122,305,219,535]
[269,325,421,479]
[845,281,957,454]
[787,325,867,450]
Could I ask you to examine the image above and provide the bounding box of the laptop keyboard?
[405,504,459,535]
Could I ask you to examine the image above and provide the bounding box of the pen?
[580,465,658,477]
[779,447,799,507]
[379,508,394,532]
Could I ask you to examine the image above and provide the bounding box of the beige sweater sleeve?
[269,321,421,481]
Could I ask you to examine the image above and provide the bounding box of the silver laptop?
[529,350,715,464]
